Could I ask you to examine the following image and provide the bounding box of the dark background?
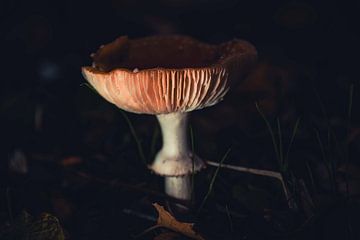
[2,0,359,90]
[1,0,360,239]
[1,0,359,154]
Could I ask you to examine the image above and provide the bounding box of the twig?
[206,161,292,209]
[206,161,282,180]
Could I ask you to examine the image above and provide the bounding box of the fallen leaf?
[153,203,205,240]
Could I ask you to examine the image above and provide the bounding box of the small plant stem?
[198,149,231,213]
[284,118,301,168]
[190,125,195,202]
[315,129,335,191]
[120,110,147,165]
[225,205,234,233]
[305,161,317,194]
[277,118,284,168]
[82,82,147,165]
[255,103,280,161]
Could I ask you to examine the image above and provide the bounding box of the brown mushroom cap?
[82,35,257,114]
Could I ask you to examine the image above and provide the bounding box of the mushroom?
[82,35,257,203]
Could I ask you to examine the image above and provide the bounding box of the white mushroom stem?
[157,112,190,160]
[151,112,205,202]
[165,176,191,201]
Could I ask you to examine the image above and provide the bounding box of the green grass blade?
[81,82,146,165]
[198,148,231,213]
[190,125,195,201]
[255,102,280,165]
[284,118,301,170]
[313,87,345,161]
[305,160,316,195]
[313,87,328,121]
[225,205,233,233]
[190,125,195,152]
[315,129,334,190]
[120,110,147,165]
[315,129,327,164]
[277,118,284,169]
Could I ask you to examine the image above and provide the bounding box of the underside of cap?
[82,66,229,114]
[82,35,257,115]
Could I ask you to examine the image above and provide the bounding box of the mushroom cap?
[82,35,257,114]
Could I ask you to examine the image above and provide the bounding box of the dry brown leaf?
[153,203,205,240]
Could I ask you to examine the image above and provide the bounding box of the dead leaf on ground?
[153,203,205,240]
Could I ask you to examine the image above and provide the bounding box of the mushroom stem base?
[165,175,192,202]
